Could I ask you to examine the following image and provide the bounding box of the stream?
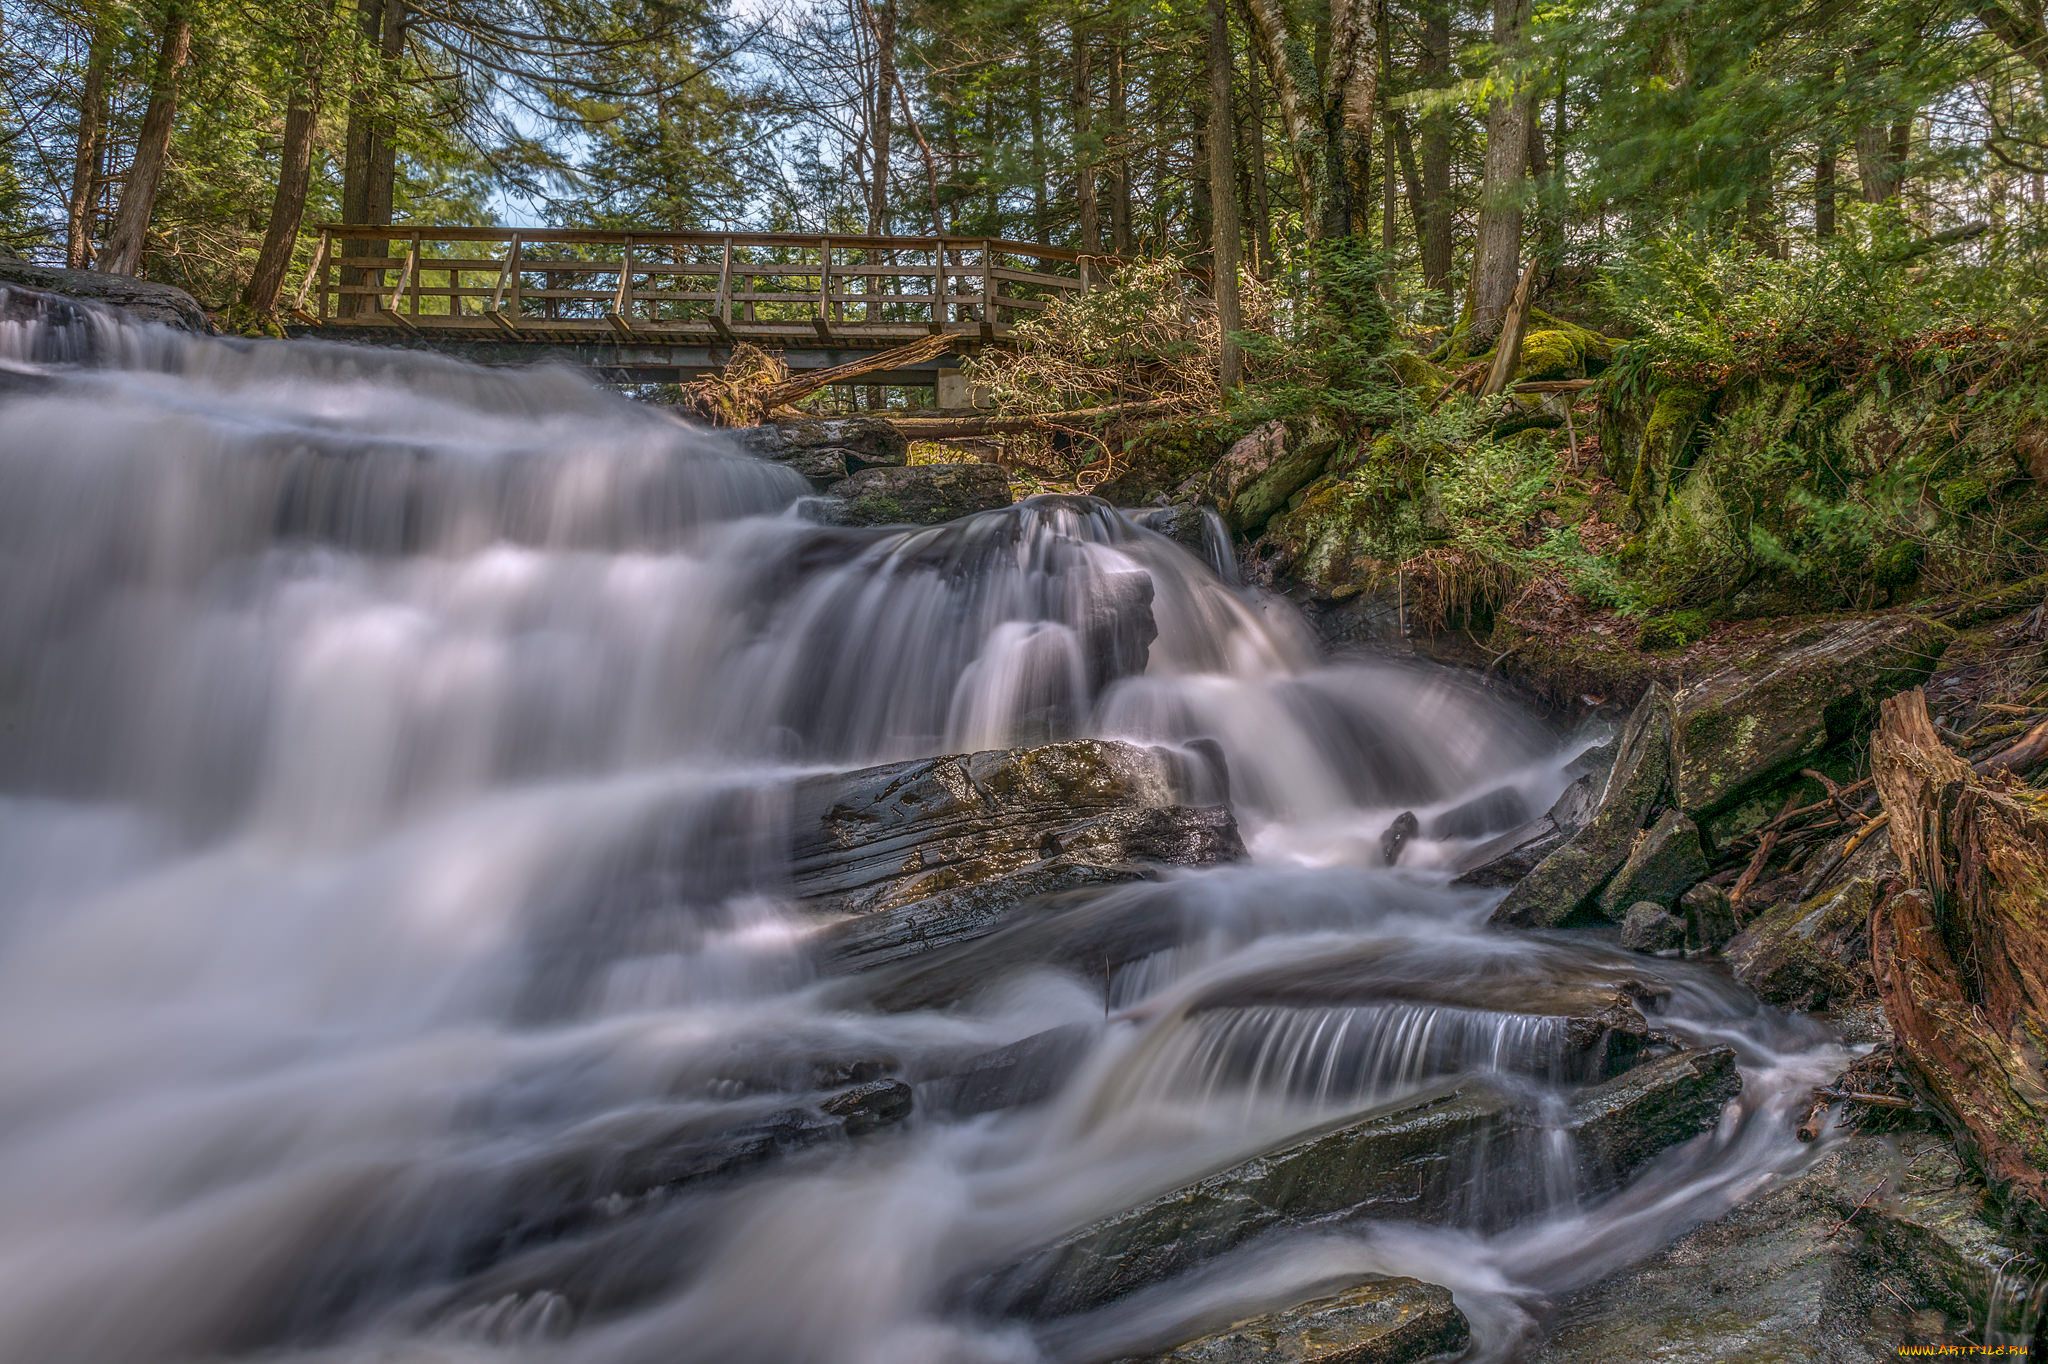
[0,298,1844,1363]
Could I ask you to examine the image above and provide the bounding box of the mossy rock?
[1637,610,1710,652]
[1388,350,1453,401]
[1517,329,1586,382]
[1725,876,1878,1011]
[1670,612,1954,818]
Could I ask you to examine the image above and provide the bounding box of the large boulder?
[1670,613,1953,820]
[818,462,1012,526]
[788,739,1243,917]
[980,1048,1738,1317]
[734,416,908,489]
[0,267,210,334]
[1141,1278,1469,1364]
[1193,418,1341,535]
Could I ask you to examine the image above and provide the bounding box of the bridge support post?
[936,367,986,411]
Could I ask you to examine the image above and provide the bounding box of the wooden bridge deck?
[292,227,1109,376]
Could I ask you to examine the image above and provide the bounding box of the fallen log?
[1869,688,2048,1228]
[886,395,1190,439]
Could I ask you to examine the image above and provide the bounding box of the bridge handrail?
[296,224,1125,345]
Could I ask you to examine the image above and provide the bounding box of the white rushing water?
[0,290,1844,1364]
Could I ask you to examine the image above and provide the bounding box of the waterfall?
[0,300,1843,1364]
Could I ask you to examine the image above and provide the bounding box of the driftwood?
[888,396,1189,439]
[1480,261,1542,399]
[1869,687,2048,1224]
[681,334,961,427]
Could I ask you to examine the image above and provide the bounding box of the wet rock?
[1726,875,1880,1012]
[1620,901,1686,954]
[1141,1277,1469,1364]
[735,416,907,489]
[789,740,1245,917]
[982,1049,1738,1317]
[817,1078,915,1133]
[1597,810,1709,914]
[1489,685,1675,927]
[814,860,1158,975]
[1569,1047,1741,1189]
[1452,767,1605,888]
[916,1024,1098,1118]
[1380,811,1420,866]
[1670,613,1953,819]
[1679,882,1739,954]
[1525,1132,2024,1363]
[1427,786,1532,841]
[0,271,210,333]
[818,462,1013,526]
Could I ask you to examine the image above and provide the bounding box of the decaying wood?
[887,396,1188,439]
[1869,687,2048,1224]
[1977,715,2048,780]
[755,333,959,410]
[1479,260,1541,398]
[1510,378,1597,393]
[1732,791,1803,913]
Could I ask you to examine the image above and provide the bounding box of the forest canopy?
[2,0,2045,330]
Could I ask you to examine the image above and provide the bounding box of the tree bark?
[1029,41,1049,240]
[1870,688,2048,1228]
[1071,15,1099,254]
[1815,144,1837,237]
[66,24,114,269]
[1417,0,1453,297]
[99,1,194,277]
[364,0,405,229]
[1206,0,1244,388]
[244,1,333,315]
[1468,0,1531,348]
[868,0,895,235]
[1243,22,1276,274]
[1324,0,1378,241]
[1107,25,1131,253]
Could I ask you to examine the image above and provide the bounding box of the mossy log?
[1869,687,2048,1227]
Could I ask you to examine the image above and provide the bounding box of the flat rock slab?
[0,270,210,334]
[821,462,1012,526]
[1525,1132,2021,1363]
[1140,1277,1469,1364]
[1671,613,1952,818]
[789,739,1242,916]
[982,1048,1738,1317]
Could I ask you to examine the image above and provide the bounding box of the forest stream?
[0,293,2012,1364]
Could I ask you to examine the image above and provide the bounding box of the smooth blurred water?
[0,296,1841,1364]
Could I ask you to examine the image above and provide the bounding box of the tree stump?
[1870,687,2048,1229]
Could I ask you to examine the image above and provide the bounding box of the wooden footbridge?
[289,225,1111,390]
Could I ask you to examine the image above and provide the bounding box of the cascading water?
[0,293,1844,1364]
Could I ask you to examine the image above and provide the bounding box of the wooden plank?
[813,239,833,341]
[487,234,521,332]
[713,240,735,341]
[979,240,996,342]
[608,238,635,335]
[989,265,1083,290]
[292,233,330,317]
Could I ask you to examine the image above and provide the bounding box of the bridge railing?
[294,227,1116,346]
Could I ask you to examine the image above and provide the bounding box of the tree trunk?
[364,0,405,228]
[1029,41,1049,240]
[1108,25,1131,253]
[244,1,333,315]
[868,0,895,235]
[99,2,193,277]
[1815,144,1837,237]
[1856,122,1899,203]
[1206,0,1244,388]
[1416,0,1453,297]
[1071,16,1098,253]
[66,25,114,269]
[1243,25,1276,274]
[1323,0,1378,241]
[1468,0,1531,348]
